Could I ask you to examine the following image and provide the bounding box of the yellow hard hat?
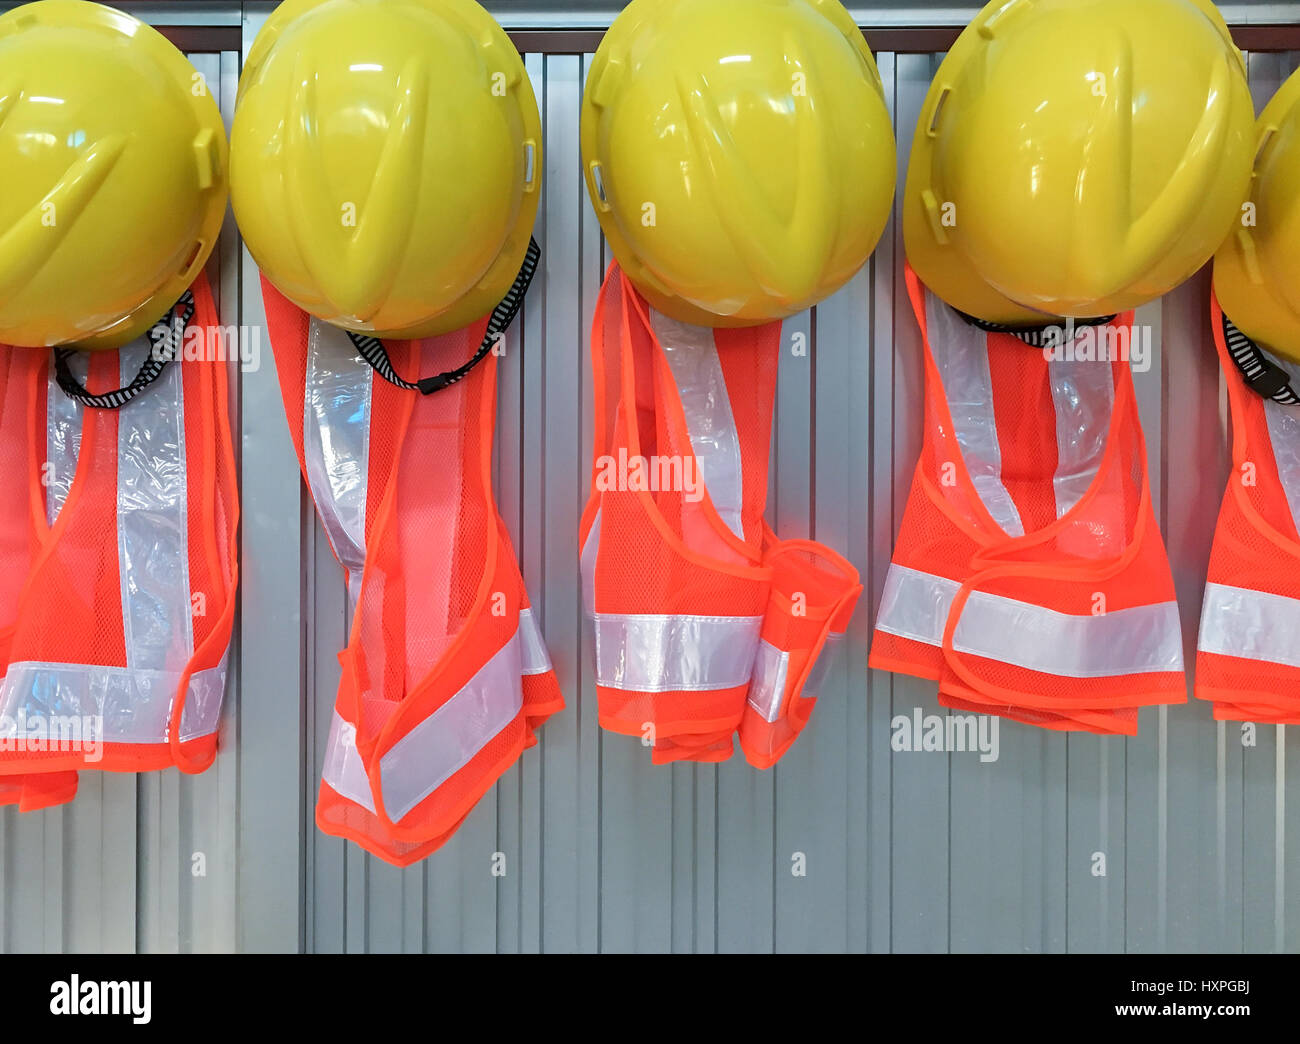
[904,0,1255,323]
[580,0,896,328]
[1214,66,1300,364]
[0,0,228,350]
[231,0,541,339]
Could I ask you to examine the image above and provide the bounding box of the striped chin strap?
[52,290,197,410]
[346,236,541,394]
[958,309,1117,348]
[1221,310,1300,406]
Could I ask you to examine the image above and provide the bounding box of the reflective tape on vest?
[582,508,762,692]
[321,609,548,823]
[305,319,374,609]
[0,659,226,744]
[875,564,1184,678]
[517,607,554,676]
[0,341,222,745]
[746,632,844,723]
[1198,582,1300,670]
[651,310,745,540]
[1265,392,1300,529]
[925,290,1116,537]
[589,610,763,693]
[46,361,81,524]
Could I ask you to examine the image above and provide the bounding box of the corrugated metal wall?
[1,1,1298,954]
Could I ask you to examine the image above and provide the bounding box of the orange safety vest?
[1196,294,1300,723]
[869,265,1186,735]
[264,278,563,866]
[0,348,78,810]
[0,274,238,788]
[579,264,861,767]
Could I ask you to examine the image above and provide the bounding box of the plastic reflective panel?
[651,309,746,540]
[585,507,763,692]
[378,626,525,822]
[1049,341,1115,518]
[874,563,961,647]
[46,356,84,525]
[953,590,1183,678]
[588,610,763,693]
[877,564,1184,678]
[925,288,1119,533]
[1199,583,1300,670]
[1263,350,1300,533]
[116,340,194,673]
[924,290,1026,536]
[517,608,554,676]
[746,640,789,722]
[580,509,601,615]
[320,612,533,822]
[0,660,225,744]
[320,712,370,813]
[800,631,845,707]
[304,319,373,608]
[584,508,762,692]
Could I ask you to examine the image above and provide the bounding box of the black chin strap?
[348,237,541,394]
[54,290,195,410]
[1221,311,1300,405]
[958,309,1117,348]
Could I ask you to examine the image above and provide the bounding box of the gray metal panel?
[883,51,952,956]
[1,6,1299,955]
[483,1,1296,29]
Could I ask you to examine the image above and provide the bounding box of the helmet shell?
[1214,66,1300,363]
[904,0,1255,322]
[0,0,228,349]
[231,0,541,338]
[581,0,896,327]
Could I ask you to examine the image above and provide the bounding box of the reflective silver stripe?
[305,318,373,608]
[746,640,789,722]
[924,290,1025,537]
[589,611,762,692]
[517,607,552,676]
[746,632,846,723]
[0,658,226,743]
[1049,348,1114,521]
[875,563,961,646]
[925,290,1123,533]
[584,509,763,692]
[876,564,1183,678]
[580,510,600,618]
[1198,582,1300,669]
[651,309,745,541]
[1264,367,1300,535]
[116,340,195,673]
[955,591,1183,678]
[46,354,84,525]
[321,713,371,812]
[802,631,843,704]
[320,613,531,822]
